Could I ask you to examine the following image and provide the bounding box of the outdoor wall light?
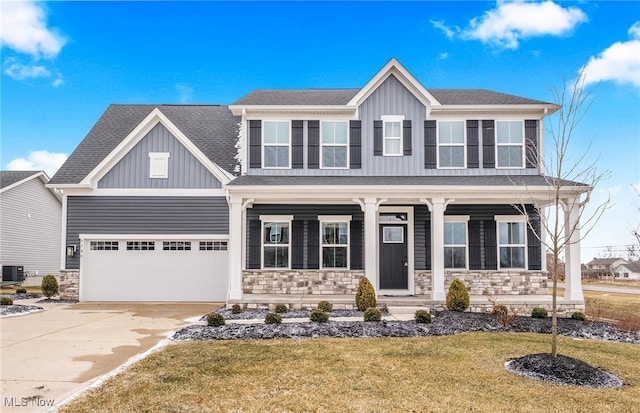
[66,245,76,256]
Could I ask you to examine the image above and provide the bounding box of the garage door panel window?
[126,241,155,251]
[90,241,119,251]
[163,241,191,251]
[200,241,228,251]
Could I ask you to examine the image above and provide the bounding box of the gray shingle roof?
[427,89,552,105]
[0,170,43,189]
[232,89,360,106]
[226,175,587,187]
[49,105,240,185]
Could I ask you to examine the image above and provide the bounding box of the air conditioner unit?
[2,266,25,282]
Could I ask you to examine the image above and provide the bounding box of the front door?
[379,224,408,290]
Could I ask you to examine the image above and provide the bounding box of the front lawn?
[59,333,639,413]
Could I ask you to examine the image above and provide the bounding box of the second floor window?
[382,116,403,156]
[263,121,290,168]
[496,121,524,168]
[438,121,465,168]
[321,121,348,168]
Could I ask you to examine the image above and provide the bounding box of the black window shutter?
[307,219,320,269]
[527,213,542,270]
[308,120,320,169]
[291,219,304,269]
[482,120,495,169]
[403,120,412,156]
[468,219,482,270]
[350,220,363,270]
[467,120,479,168]
[483,219,497,270]
[249,120,262,169]
[349,120,362,169]
[424,120,437,169]
[373,120,383,156]
[247,219,262,269]
[292,120,304,169]
[425,219,432,270]
[525,120,538,169]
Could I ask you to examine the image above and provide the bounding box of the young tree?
[516,70,610,358]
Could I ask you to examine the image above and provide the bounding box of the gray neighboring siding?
[0,177,61,276]
[98,123,222,188]
[65,196,229,269]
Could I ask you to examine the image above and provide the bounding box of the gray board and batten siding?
[247,75,540,177]
[65,196,229,269]
[0,173,62,276]
[99,123,222,189]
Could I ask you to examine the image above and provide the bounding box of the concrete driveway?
[1,299,218,413]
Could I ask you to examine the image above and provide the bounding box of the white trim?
[320,120,350,169]
[495,120,526,169]
[79,234,229,241]
[495,216,528,270]
[60,193,68,269]
[381,115,404,157]
[319,216,352,270]
[444,216,470,270]
[437,120,466,169]
[317,215,352,222]
[80,108,231,187]
[68,188,227,197]
[259,215,293,270]
[262,120,292,169]
[148,152,170,178]
[377,206,414,295]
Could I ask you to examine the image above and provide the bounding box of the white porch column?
[227,196,243,301]
[564,198,584,301]
[431,198,446,300]
[364,197,378,290]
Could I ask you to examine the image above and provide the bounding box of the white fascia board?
[60,187,225,197]
[80,108,230,187]
[79,234,229,240]
[230,105,357,118]
[0,171,44,194]
[347,58,440,109]
[3,171,63,202]
[430,104,560,117]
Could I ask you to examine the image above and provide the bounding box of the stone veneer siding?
[243,270,366,295]
[444,271,548,295]
[59,269,79,301]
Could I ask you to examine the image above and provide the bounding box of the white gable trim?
[347,58,440,109]
[1,171,62,201]
[80,108,231,188]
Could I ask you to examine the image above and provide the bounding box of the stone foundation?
[59,269,79,301]
[445,271,548,295]
[243,270,366,295]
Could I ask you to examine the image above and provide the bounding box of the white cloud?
[438,52,449,60]
[462,0,587,49]
[7,150,68,177]
[176,83,193,103]
[52,72,63,87]
[3,57,50,80]
[0,0,66,59]
[431,20,456,40]
[581,22,640,88]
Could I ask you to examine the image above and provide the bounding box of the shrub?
[446,279,469,312]
[491,305,509,316]
[231,304,243,314]
[364,307,382,322]
[207,313,225,327]
[310,309,329,323]
[41,275,59,298]
[274,304,288,314]
[16,288,27,294]
[1,297,14,305]
[531,307,548,319]
[414,309,432,324]
[317,300,333,313]
[571,311,586,321]
[618,311,640,333]
[265,312,282,324]
[355,277,376,311]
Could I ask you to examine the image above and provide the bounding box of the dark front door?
[379,224,408,289]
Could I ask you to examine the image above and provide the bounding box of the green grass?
[59,333,640,413]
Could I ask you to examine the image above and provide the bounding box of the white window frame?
[444,216,469,269]
[260,215,293,269]
[126,241,155,251]
[381,115,404,156]
[437,120,466,169]
[90,241,119,251]
[148,152,170,178]
[320,121,349,169]
[496,215,528,270]
[319,215,351,269]
[495,120,525,169]
[262,120,291,169]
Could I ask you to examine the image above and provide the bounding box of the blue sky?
[1,1,639,261]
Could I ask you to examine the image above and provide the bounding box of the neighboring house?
[618,262,640,280]
[585,258,640,280]
[48,59,589,312]
[1,171,62,286]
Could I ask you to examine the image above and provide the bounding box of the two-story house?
[48,59,588,313]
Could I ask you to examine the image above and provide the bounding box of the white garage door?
[81,238,228,302]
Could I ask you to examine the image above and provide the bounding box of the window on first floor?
[199,241,228,251]
[444,217,469,269]
[320,216,351,269]
[162,241,191,251]
[126,241,155,251]
[261,215,292,268]
[496,121,524,168]
[497,216,527,269]
[90,241,119,251]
